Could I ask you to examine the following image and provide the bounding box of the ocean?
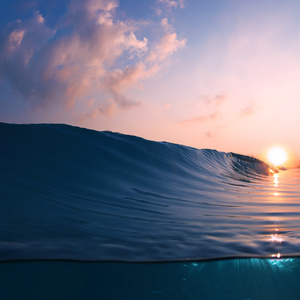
[1,122,300,299]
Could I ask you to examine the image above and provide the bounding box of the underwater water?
[1,122,300,299]
[1,258,300,299]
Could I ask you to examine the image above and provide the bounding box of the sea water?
[1,123,300,299]
[1,258,300,299]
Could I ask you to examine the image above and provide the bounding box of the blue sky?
[0,0,299,164]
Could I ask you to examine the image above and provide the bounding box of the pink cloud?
[180,111,221,125]
[164,103,171,110]
[8,29,25,51]
[206,130,217,138]
[240,105,255,117]
[0,0,186,117]
[103,63,153,93]
[77,98,117,121]
[147,19,186,62]
[201,93,227,106]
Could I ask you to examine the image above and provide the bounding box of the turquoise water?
[1,258,300,299]
[1,123,300,299]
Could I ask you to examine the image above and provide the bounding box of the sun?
[267,147,288,167]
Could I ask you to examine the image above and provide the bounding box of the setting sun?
[267,147,288,167]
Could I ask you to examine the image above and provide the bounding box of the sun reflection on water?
[270,234,283,243]
[271,253,281,258]
[270,226,283,243]
[273,174,278,187]
[270,172,281,198]
[269,225,284,258]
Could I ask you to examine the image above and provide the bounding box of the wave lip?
[0,122,299,262]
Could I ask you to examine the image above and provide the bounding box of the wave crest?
[0,123,286,262]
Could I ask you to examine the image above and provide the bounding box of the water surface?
[1,122,300,261]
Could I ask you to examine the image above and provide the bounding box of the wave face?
[1,123,300,261]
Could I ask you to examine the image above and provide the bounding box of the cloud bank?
[0,0,186,116]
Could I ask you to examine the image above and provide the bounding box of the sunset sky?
[0,0,299,165]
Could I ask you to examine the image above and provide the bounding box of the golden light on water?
[271,253,281,258]
[270,228,283,259]
[273,174,278,186]
[270,234,283,243]
[267,147,288,167]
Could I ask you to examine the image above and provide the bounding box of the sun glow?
[267,147,288,167]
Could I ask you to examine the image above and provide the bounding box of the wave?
[1,122,299,262]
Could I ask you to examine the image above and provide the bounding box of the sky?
[0,0,299,165]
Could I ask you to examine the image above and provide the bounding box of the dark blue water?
[1,258,300,299]
[1,122,300,299]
